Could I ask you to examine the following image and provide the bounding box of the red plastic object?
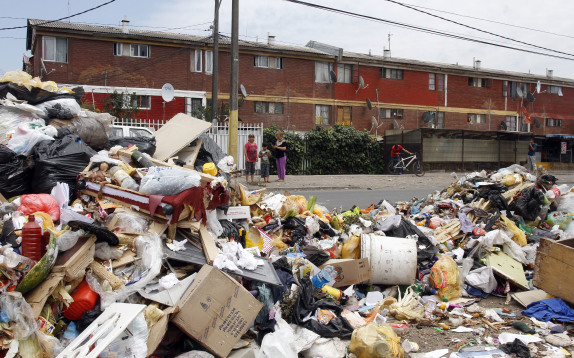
[64,279,98,321]
[18,194,60,222]
[22,215,42,262]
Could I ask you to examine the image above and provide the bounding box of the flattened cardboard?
[511,289,552,307]
[25,272,65,318]
[485,251,529,290]
[319,258,370,288]
[533,237,574,304]
[152,113,212,162]
[139,274,196,306]
[199,225,218,265]
[146,306,176,356]
[52,235,96,281]
[172,265,263,358]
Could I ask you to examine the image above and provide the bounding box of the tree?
[191,102,230,122]
[103,90,139,119]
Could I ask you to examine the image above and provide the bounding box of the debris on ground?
[0,71,574,357]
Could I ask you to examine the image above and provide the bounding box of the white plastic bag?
[139,166,201,196]
[465,266,497,293]
[7,121,54,155]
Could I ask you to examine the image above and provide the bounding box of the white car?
[111,125,154,138]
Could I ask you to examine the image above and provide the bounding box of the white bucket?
[361,234,417,285]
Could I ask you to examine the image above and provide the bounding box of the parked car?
[111,125,154,138]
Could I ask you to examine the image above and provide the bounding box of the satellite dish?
[366,98,372,110]
[240,84,248,98]
[516,87,523,98]
[526,92,535,102]
[329,70,337,83]
[422,112,434,123]
[534,118,541,128]
[500,121,507,130]
[536,81,541,94]
[358,76,365,89]
[161,83,175,102]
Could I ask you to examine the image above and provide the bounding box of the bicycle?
[388,152,425,176]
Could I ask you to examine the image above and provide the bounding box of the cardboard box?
[52,235,96,281]
[319,258,370,288]
[172,266,263,358]
[533,237,574,304]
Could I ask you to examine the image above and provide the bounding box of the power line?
[282,0,574,61]
[383,0,574,58]
[0,0,116,31]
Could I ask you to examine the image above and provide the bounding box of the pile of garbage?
[0,70,574,358]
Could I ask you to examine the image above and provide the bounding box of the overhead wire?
[281,0,574,61]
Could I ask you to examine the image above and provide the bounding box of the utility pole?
[228,0,239,161]
[211,0,221,124]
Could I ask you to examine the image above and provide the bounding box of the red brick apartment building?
[25,18,574,139]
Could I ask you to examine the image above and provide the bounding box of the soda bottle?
[131,151,156,168]
[22,215,42,262]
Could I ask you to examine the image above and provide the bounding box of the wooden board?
[533,238,574,304]
[199,224,218,265]
[152,113,211,162]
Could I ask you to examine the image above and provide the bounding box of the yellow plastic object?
[500,215,527,246]
[341,235,360,259]
[349,323,405,358]
[430,254,462,301]
[239,184,264,206]
[202,162,217,176]
[502,174,523,186]
[246,226,264,250]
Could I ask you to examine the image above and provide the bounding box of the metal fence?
[112,117,168,131]
[206,122,264,171]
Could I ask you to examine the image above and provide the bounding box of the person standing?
[272,132,287,181]
[259,143,271,183]
[527,138,537,173]
[244,134,258,183]
[389,144,412,175]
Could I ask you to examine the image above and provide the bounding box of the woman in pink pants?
[272,132,287,181]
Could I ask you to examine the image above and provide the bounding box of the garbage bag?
[292,277,354,338]
[301,245,331,267]
[349,323,404,358]
[0,145,33,198]
[32,134,96,196]
[381,217,438,261]
[282,216,307,247]
[0,81,83,105]
[72,112,113,150]
[194,133,227,172]
[108,135,156,156]
[509,187,544,221]
[35,98,81,120]
[139,166,201,196]
[430,255,462,301]
[18,194,60,222]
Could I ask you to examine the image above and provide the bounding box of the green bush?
[263,124,384,175]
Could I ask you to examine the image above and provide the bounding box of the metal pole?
[228,0,239,162]
[211,0,221,124]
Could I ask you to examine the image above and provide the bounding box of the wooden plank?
[199,224,219,265]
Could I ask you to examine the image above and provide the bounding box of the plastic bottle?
[131,150,156,168]
[109,166,139,191]
[21,215,42,262]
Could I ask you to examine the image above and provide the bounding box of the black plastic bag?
[32,134,96,196]
[194,134,227,172]
[302,245,331,267]
[381,217,438,261]
[219,220,246,247]
[500,338,530,358]
[509,187,544,221]
[67,221,119,246]
[0,145,33,198]
[291,277,354,338]
[108,136,156,156]
[282,217,307,247]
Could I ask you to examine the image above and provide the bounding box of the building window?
[380,108,403,119]
[504,116,516,131]
[130,44,150,58]
[427,112,444,128]
[468,114,486,124]
[113,42,123,56]
[205,50,213,74]
[42,36,67,62]
[191,50,202,72]
[429,73,436,90]
[468,77,491,88]
[546,118,562,127]
[254,101,283,114]
[382,68,403,80]
[337,106,352,125]
[315,62,332,83]
[337,64,352,83]
[315,105,330,125]
[548,85,562,95]
[437,74,445,91]
[133,95,151,109]
[188,98,204,117]
[254,55,282,69]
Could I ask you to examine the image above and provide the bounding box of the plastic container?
[311,266,336,289]
[109,166,139,191]
[21,215,42,262]
[361,234,417,285]
[131,150,156,168]
[64,279,99,321]
[203,162,218,176]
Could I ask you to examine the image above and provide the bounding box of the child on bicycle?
[390,144,413,175]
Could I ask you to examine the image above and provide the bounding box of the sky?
[2,0,574,81]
